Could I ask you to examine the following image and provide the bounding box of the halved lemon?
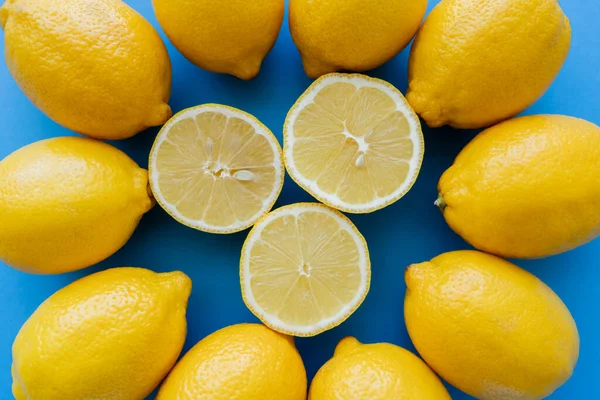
[149,104,284,233]
[284,73,424,213]
[240,203,371,337]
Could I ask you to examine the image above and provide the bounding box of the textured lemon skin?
[290,0,428,78]
[309,337,450,400]
[158,324,307,400]
[407,0,571,129]
[0,137,153,274]
[12,267,191,400]
[0,0,172,139]
[153,0,283,80]
[438,115,600,259]
[405,250,579,400]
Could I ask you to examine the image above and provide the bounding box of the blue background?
[0,0,597,398]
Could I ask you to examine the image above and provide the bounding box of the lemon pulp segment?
[150,104,284,233]
[284,74,423,213]
[241,203,370,336]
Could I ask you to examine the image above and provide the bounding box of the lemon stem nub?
[434,194,446,212]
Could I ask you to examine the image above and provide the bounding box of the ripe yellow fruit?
[284,74,424,213]
[290,0,428,78]
[149,104,284,234]
[157,323,307,400]
[0,137,153,274]
[437,115,600,258]
[309,337,451,400]
[0,0,172,139]
[240,203,371,337]
[407,0,571,129]
[12,267,191,400]
[405,250,579,400]
[153,0,283,80]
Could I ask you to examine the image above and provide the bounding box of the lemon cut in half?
[149,104,284,234]
[284,73,424,213]
[240,203,371,337]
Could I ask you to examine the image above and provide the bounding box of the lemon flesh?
[284,73,423,213]
[149,104,284,233]
[241,203,371,336]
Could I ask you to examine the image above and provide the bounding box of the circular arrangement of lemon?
[12,267,191,400]
[284,73,424,214]
[405,250,579,400]
[149,104,284,234]
[309,337,451,400]
[240,203,371,337]
[157,323,307,400]
[0,0,595,397]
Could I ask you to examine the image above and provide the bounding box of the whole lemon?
[405,250,579,400]
[309,337,451,400]
[0,0,172,139]
[12,267,191,400]
[157,323,307,400]
[437,114,600,258]
[0,137,153,274]
[152,0,283,80]
[407,0,571,129]
[290,0,428,78]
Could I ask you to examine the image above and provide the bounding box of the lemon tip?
[334,337,361,356]
[405,262,429,290]
[159,271,192,297]
[434,193,447,211]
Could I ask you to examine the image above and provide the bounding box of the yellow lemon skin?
[153,0,283,80]
[405,250,579,400]
[290,0,428,78]
[157,323,307,400]
[309,337,451,400]
[0,0,172,139]
[0,137,153,274]
[12,267,191,400]
[407,0,571,129]
[438,115,600,259]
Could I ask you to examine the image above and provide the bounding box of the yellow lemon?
[0,0,171,139]
[0,137,153,274]
[157,323,307,400]
[12,267,191,400]
[407,0,571,128]
[153,0,283,80]
[284,74,424,214]
[404,250,579,400]
[290,0,427,78]
[240,203,370,337]
[309,337,451,400]
[149,104,284,234]
[437,115,600,258]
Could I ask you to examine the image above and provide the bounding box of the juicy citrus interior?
[241,203,370,336]
[150,104,284,233]
[284,73,423,213]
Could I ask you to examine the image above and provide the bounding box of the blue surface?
[0,0,598,398]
